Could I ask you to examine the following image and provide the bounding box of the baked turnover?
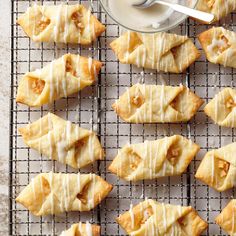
[109,135,199,181]
[60,222,100,236]
[195,142,236,192]
[197,0,236,22]
[215,199,236,235]
[204,88,236,128]
[17,4,105,44]
[112,83,203,123]
[19,113,104,169]
[198,27,236,68]
[117,199,208,236]
[16,54,102,107]
[110,31,200,73]
[16,172,113,216]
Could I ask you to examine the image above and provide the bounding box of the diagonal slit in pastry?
[113,148,143,179]
[226,97,236,109]
[119,203,154,232]
[71,11,84,30]
[211,34,231,56]
[28,77,46,96]
[216,158,230,178]
[112,87,145,120]
[40,176,51,197]
[65,56,77,76]
[166,142,182,166]
[74,136,89,157]
[207,0,215,8]
[77,182,90,204]
[34,12,51,36]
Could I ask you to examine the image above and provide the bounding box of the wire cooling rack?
[10,0,236,235]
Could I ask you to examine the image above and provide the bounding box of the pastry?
[60,222,100,236]
[109,135,199,181]
[16,54,102,107]
[204,88,236,127]
[117,199,208,236]
[195,142,236,192]
[110,31,200,73]
[112,83,203,123]
[16,172,113,216]
[198,27,236,68]
[197,0,236,22]
[19,113,104,169]
[215,199,236,235]
[17,4,105,44]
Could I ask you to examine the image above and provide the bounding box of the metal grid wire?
[10,0,236,235]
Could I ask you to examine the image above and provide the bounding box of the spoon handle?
[156,0,215,23]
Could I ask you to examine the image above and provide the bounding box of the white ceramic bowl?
[99,0,198,33]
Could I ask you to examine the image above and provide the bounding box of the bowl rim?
[98,0,199,33]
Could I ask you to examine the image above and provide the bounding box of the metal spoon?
[133,0,214,23]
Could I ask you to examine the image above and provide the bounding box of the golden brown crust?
[60,222,100,236]
[110,31,200,73]
[109,135,200,181]
[16,54,102,107]
[204,88,236,127]
[198,27,236,69]
[18,113,104,169]
[16,172,113,216]
[215,200,236,235]
[17,4,105,44]
[112,84,203,123]
[196,0,236,22]
[116,200,208,236]
[195,142,236,192]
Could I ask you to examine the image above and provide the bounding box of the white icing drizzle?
[57,140,67,164]
[86,221,93,236]
[49,61,55,103]
[126,31,131,63]
[88,130,94,161]
[162,203,167,231]
[126,87,131,113]
[54,4,63,41]
[49,172,54,215]
[63,5,69,44]
[62,56,68,97]
[62,174,69,211]
[211,153,215,184]
[160,85,165,122]
[149,85,153,123]
[129,203,135,228]
[88,57,93,73]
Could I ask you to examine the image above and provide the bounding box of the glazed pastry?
[112,83,203,123]
[197,0,236,22]
[110,31,200,73]
[195,142,236,192]
[215,199,236,235]
[16,172,113,216]
[109,135,199,181]
[117,199,208,236]
[19,113,104,169]
[16,54,102,107]
[17,4,105,44]
[204,88,236,128]
[198,27,236,68]
[60,222,100,236]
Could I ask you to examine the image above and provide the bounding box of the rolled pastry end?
[60,223,100,236]
[215,199,236,235]
[16,75,47,107]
